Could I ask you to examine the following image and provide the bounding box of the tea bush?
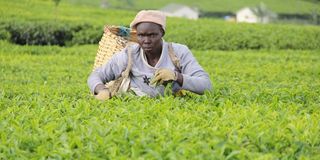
[1,19,320,50]
[1,20,94,46]
[1,0,320,50]
[0,41,319,159]
[166,19,320,50]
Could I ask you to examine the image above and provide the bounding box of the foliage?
[67,0,320,14]
[0,30,10,41]
[1,18,320,50]
[52,0,61,7]
[0,0,135,26]
[166,19,320,50]
[303,0,320,3]
[0,41,319,159]
[1,0,320,50]
[250,2,277,23]
[0,20,100,46]
[69,26,103,45]
[0,0,319,159]
[2,21,71,46]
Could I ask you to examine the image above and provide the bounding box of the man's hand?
[95,89,111,101]
[94,84,111,101]
[150,68,177,85]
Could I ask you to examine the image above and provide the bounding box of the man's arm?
[87,51,128,94]
[176,45,212,94]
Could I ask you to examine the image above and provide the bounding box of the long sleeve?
[87,51,128,94]
[174,44,212,94]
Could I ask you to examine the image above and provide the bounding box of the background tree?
[53,0,61,6]
[252,2,277,23]
[52,0,61,20]
[120,0,134,9]
[303,0,320,3]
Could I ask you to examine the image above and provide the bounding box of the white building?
[160,3,199,20]
[236,7,259,23]
[236,6,277,24]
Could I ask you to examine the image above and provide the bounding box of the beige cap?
[130,10,166,31]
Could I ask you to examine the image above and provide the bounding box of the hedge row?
[1,19,320,50]
[166,19,320,50]
[0,20,102,46]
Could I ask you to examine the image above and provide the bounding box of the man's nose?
[143,36,151,43]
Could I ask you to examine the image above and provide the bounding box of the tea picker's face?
[136,22,164,54]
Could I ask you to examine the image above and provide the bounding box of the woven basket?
[93,25,136,96]
[93,26,129,70]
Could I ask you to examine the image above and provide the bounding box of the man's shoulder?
[168,42,189,50]
[127,43,140,55]
[114,43,140,58]
[128,42,140,50]
[166,42,191,57]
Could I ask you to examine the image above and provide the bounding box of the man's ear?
[161,28,165,37]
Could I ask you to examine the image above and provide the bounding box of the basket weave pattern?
[93,26,131,96]
[93,27,128,70]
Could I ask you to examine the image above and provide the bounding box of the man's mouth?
[143,46,152,50]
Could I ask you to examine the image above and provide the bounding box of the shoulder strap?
[122,43,133,78]
[168,42,181,72]
[106,43,133,96]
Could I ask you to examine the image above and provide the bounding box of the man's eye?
[137,33,158,38]
[150,33,158,37]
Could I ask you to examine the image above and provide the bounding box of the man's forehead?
[136,22,162,30]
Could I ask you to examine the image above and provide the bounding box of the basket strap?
[168,43,181,72]
[123,42,178,77]
[122,43,179,80]
[106,43,133,96]
[122,43,133,78]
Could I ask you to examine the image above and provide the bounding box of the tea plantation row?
[0,41,319,159]
[1,0,320,50]
[1,18,320,50]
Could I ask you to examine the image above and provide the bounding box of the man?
[88,10,212,100]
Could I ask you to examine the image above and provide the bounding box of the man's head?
[130,10,166,54]
[130,10,166,33]
[135,22,163,54]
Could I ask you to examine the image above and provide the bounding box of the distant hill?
[68,0,320,14]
